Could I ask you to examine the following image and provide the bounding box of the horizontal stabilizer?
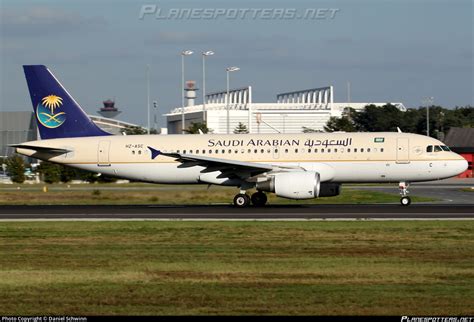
[9,144,70,154]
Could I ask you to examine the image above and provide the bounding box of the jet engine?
[256,172,341,199]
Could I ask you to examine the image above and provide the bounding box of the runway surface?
[0,204,473,220]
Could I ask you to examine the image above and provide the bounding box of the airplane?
[12,65,468,207]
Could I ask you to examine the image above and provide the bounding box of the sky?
[1,0,472,128]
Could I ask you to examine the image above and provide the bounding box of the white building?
[165,85,406,134]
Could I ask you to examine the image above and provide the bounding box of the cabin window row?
[157,147,385,154]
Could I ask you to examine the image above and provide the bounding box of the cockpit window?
[434,145,443,152]
[441,145,450,151]
[426,145,433,153]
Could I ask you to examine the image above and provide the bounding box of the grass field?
[0,183,436,205]
[0,221,472,315]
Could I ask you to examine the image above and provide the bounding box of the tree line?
[322,104,473,139]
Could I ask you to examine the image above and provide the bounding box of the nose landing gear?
[399,181,411,206]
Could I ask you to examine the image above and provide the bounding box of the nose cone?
[452,155,468,176]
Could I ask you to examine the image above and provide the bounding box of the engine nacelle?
[256,172,342,199]
[256,172,320,200]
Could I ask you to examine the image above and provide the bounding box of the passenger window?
[360,148,364,152]
[380,148,384,152]
[267,149,271,153]
[189,150,193,154]
[195,150,199,154]
[138,150,142,155]
[177,150,180,153]
[215,150,218,154]
[235,150,238,154]
[248,149,251,153]
[426,146,433,153]
[274,149,278,153]
[202,150,206,154]
[327,149,331,153]
[334,148,337,152]
[295,149,298,153]
[208,150,212,154]
[347,148,351,152]
[321,148,324,153]
[183,150,186,154]
[222,149,225,154]
[367,148,371,152]
[254,149,258,153]
[354,148,358,152]
[285,149,288,153]
[314,148,318,153]
[260,149,264,153]
[132,150,135,155]
[228,149,232,154]
[308,149,311,153]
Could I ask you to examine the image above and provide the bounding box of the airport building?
[165,84,407,134]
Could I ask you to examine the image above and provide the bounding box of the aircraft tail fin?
[23,65,111,139]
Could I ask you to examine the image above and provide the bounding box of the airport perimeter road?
[0,204,473,220]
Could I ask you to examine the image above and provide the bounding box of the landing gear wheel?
[400,196,411,206]
[251,191,267,207]
[233,193,251,207]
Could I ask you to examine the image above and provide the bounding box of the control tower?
[97,99,122,118]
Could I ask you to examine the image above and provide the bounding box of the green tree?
[184,122,210,134]
[37,161,62,184]
[324,108,356,132]
[6,156,25,183]
[233,122,249,134]
[122,126,159,135]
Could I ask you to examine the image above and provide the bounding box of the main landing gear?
[399,181,411,206]
[233,191,268,207]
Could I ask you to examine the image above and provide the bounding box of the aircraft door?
[396,138,410,164]
[98,140,111,166]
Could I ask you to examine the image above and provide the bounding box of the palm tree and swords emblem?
[37,95,66,128]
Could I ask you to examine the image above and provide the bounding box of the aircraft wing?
[148,146,282,179]
[10,144,70,154]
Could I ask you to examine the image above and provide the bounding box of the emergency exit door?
[396,138,410,164]
[97,141,111,166]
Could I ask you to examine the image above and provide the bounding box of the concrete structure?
[0,111,38,159]
[97,99,122,118]
[166,85,407,134]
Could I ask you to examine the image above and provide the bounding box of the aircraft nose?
[453,156,468,175]
[459,158,468,173]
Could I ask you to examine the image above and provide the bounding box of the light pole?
[181,50,193,134]
[153,100,158,133]
[202,51,214,124]
[422,97,434,137]
[146,64,150,134]
[226,66,240,134]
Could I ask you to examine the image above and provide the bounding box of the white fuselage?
[17,132,468,185]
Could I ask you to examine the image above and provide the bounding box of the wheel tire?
[251,191,268,207]
[400,196,411,206]
[233,194,250,207]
